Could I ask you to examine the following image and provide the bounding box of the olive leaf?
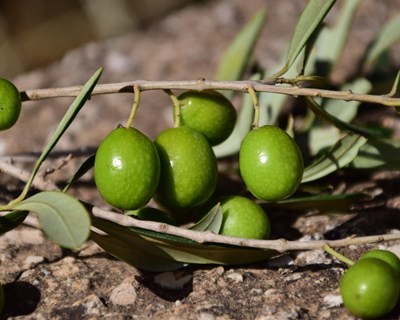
[189,203,222,233]
[302,134,368,183]
[306,97,382,138]
[215,9,267,89]
[91,231,186,272]
[271,0,336,79]
[266,193,367,213]
[387,71,400,98]
[362,14,400,69]
[11,68,103,204]
[0,210,28,235]
[259,48,313,128]
[352,139,400,169]
[11,191,91,249]
[63,154,95,192]
[322,78,371,123]
[92,216,278,269]
[314,0,360,75]
[213,74,259,158]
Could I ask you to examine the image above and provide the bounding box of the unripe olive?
[0,78,21,130]
[94,127,160,210]
[340,258,400,319]
[155,126,218,209]
[239,125,303,201]
[219,196,271,239]
[178,90,236,146]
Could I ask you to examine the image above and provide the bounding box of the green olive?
[155,126,218,209]
[361,249,400,277]
[340,258,400,319]
[218,196,271,239]
[178,90,237,146]
[94,127,160,210]
[0,78,21,130]
[239,125,303,201]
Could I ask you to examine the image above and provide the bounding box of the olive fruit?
[360,249,400,277]
[239,125,303,201]
[155,126,218,209]
[94,127,160,210]
[218,196,270,239]
[340,258,400,319]
[0,78,21,130]
[178,90,236,146]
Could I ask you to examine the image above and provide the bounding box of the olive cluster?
[94,90,304,239]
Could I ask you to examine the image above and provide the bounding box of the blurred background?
[0,0,197,77]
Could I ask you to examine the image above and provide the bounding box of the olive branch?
[20,78,400,107]
[1,157,400,254]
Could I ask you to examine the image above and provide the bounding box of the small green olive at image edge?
[340,258,400,319]
[154,126,218,210]
[178,90,237,146]
[0,78,21,131]
[360,249,400,277]
[218,196,271,240]
[239,125,304,201]
[94,127,160,211]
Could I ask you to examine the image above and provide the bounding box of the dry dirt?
[1,0,400,319]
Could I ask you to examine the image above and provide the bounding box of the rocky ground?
[1,0,400,319]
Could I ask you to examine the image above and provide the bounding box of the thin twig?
[21,79,400,107]
[91,206,400,252]
[0,159,59,191]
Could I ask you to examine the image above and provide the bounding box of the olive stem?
[323,244,355,266]
[19,78,400,108]
[125,85,141,128]
[248,86,260,128]
[164,89,181,127]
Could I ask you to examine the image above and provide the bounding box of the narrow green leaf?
[272,0,336,78]
[14,68,103,204]
[189,203,222,233]
[314,0,360,74]
[0,211,28,235]
[322,78,371,122]
[213,74,258,158]
[12,191,91,248]
[125,207,176,225]
[387,71,400,97]
[91,231,186,272]
[259,52,311,127]
[215,9,267,94]
[306,97,381,138]
[307,126,342,156]
[267,193,367,212]
[352,139,400,169]
[363,14,400,68]
[302,134,368,183]
[63,154,95,192]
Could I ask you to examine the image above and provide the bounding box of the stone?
[109,277,137,306]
